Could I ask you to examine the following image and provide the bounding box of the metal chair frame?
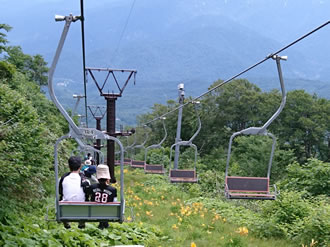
[225,55,287,200]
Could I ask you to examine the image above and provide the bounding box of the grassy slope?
[119,167,294,247]
[1,167,297,246]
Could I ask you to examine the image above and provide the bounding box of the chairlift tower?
[88,105,106,164]
[174,83,185,169]
[86,67,137,183]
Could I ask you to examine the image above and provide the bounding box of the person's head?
[68,156,82,172]
[84,160,92,166]
[96,164,110,184]
[84,165,96,178]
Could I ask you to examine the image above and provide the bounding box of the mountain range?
[2,0,330,125]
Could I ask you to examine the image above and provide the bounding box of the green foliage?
[279,158,330,196]
[0,61,16,80]
[0,24,12,54]
[145,147,170,168]
[276,90,330,163]
[0,213,163,247]
[5,46,49,86]
[198,170,224,197]
[228,136,296,181]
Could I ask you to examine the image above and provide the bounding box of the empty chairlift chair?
[115,136,132,166]
[225,55,287,200]
[131,127,149,168]
[49,14,125,223]
[169,102,201,183]
[144,117,167,174]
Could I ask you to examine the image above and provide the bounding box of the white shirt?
[61,173,85,201]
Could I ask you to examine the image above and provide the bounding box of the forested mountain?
[2,0,330,125]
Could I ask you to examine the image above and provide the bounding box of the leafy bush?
[279,158,330,197]
[198,170,224,196]
[0,213,164,247]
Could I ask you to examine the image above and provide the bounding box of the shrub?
[279,158,330,197]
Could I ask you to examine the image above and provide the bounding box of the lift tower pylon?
[86,67,137,183]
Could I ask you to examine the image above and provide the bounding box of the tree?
[276,90,330,163]
[0,24,11,54]
[5,46,49,86]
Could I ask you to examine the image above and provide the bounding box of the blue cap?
[84,165,96,177]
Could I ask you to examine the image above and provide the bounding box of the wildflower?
[202,223,205,227]
[310,239,318,247]
[191,242,197,247]
[236,227,248,236]
[161,195,164,200]
[126,216,132,221]
[146,211,153,217]
[172,224,178,229]
[136,213,140,216]
[223,218,226,222]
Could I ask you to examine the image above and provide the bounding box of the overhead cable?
[141,20,330,126]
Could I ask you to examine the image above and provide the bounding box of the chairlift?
[224,55,287,200]
[49,14,125,223]
[169,102,201,183]
[131,126,149,168]
[144,117,167,174]
[115,136,132,166]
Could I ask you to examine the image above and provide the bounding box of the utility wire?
[141,20,330,126]
[111,0,136,64]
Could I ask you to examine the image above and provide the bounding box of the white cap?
[96,164,110,180]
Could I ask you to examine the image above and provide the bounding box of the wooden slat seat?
[131,160,145,168]
[58,201,123,222]
[225,176,276,200]
[144,164,165,174]
[169,169,198,183]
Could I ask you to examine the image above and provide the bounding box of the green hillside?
[1,21,329,247]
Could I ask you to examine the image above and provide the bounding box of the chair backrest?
[131,160,145,166]
[145,164,163,171]
[170,169,196,179]
[226,176,269,192]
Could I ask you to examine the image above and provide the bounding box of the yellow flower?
[146,211,153,217]
[191,242,197,247]
[126,216,132,221]
[236,227,249,236]
[172,224,178,229]
[223,218,226,222]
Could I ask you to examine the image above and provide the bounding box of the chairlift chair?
[131,127,149,168]
[49,14,125,223]
[144,117,167,174]
[224,55,287,200]
[169,102,201,183]
[115,136,132,166]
